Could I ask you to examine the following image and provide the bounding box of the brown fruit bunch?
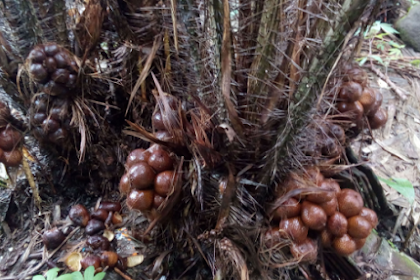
[355,238,367,250]
[153,194,165,209]
[338,82,363,102]
[272,197,302,221]
[290,238,318,262]
[30,94,71,144]
[128,162,156,190]
[100,251,119,268]
[320,229,333,248]
[300,201,327,231]
[69,204,90,226]
[332,234,356,256]
[152,111,166,131]
[85,219,105,236]
[91,209,109,222]
[81,255,101,270]
[337,101,364,122]
[337,189,363,218]
[306,180,336,204]
[147,147,173,173]
[1,149,22,167]
[367,91,383,117]
[112,213,123,225]
[27,43,78,96]
[327,212,348,237]
[154,131,172,142]
[368,107,388,130]
[98,201,122,212]
[42,228,66,250]
[347,215,372,239]
[154,170,175,197]
[279,217,308,244]
[342,65,368,86]
[126,149,150,168]
[319,197,338,216]
[0,127,21,151]
[127,189,154,211]
[87,235,110,251]
[358,88,376,113]
[323,179,341,193]
[359,207,378,228]
[119,174,130,195]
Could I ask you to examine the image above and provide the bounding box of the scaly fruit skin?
[127,189,154,211]
[30,94,71,145]
[42,228,66,250]
[87,235,110,251]
[337,101,364,122]
[338,82,363,102]
[269,166,379,259]
[320,197,338,216]
[300,201,327,231]
[369,108,388,130]
[327,212,348,237]
[333,234,357,256]
[337,189,363,218]
[85,219,105,236]
[279,217,309,244]
[359,207,378,228]
[128,162,155,190]
[69,204,90,227]
[347,215,372,239]
[272,197,302,221]
[154,170,175,197]
[27,43,78,96]
[81,255,101,270]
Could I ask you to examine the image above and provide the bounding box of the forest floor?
[1,20,420,280]
[350,39,420,278]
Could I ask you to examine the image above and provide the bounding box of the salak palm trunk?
[0,0,391,279]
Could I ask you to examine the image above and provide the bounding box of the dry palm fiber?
[0,0,388,279]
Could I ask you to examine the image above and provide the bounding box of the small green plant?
[387,239,397,249]
[32,266,105,280]
[356,21,405,66]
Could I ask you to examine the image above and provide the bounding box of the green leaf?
[358,57,368,66]
[365,21,381,37]
[32,276,46,280]
[55,274,74,280]
[388,41,405,49]
[411,59,420,67]
[83,266,95,280]
[71,271,84,280]
[379,177,415,205]
[370,55,384,65]
[46,268,60,280]
[389,48,402,57]
[380,23,399,34]
[375,32,387,39]
[92,272,106,280]
[387,239,397,249]
[376,42,385,51]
